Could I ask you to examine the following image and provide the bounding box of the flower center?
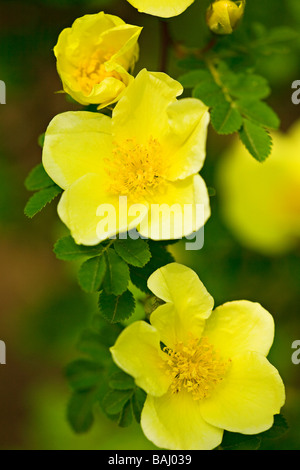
[75,50,121,94]
[105,137,167,199]
[164,337,231,400]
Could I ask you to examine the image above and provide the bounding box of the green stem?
[204,56,235,106]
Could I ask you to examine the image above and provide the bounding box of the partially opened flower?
[54,12,142,108]
[217,120,300,255]
[206,0,246,35]
[126,0,195,18]
[111,263,285,450]
[42,70,210,245]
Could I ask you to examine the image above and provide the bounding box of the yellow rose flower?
[54,12,142,108]
[217,120,300,255]
[42,69,210,245]
[206,0,245,35]
[126,0,195,18]
[111,263,285,450]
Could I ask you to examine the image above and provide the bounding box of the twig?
[159,20,173,73]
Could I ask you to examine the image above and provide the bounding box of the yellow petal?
[112,69,183,144]
[101,24,141,71]
[203,300,275,359]
[42,111,112,190]
[58,173,148,245]
[148,263,214,346]
[54,13,141,106]
[54,13,125,80]
[217,124,300,255]
[126,0,195,18]
[110,321,171,397]
[200,352,285,434]
[141,391,223,450]
[206,1,245,35]
[137,174,210,240]
[83,75,127,107]
[162,98,210,181]
[149,303,192,350]
[112,71,210,192]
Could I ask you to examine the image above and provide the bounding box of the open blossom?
[42,69,210,245]
[111,263,285,450]
[126,0,195,18]
[54,12,142,108]
[217,120,300,255]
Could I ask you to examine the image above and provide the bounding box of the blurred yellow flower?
[111,263,285,450]
[206,0,245,35]
[126,0,195,18]
[217,120,300,255]
[54,12,142,108]
[42,70,210,245]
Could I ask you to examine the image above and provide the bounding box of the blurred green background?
[0,0,300,450]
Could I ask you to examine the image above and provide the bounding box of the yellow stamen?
[105,137,168,199]
[75,50,121,95]
[164,337,231,400]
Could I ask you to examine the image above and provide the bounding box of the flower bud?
[206,0,245,35]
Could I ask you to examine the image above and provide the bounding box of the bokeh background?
[0,0,300,450]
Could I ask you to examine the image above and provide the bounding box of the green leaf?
[78,255,107,293]
[67,389,98,433]
[226,74,271,100]
[131,388,147,423]
[90,315,123,348]
[38,134,45,148]
[25,163,56,191]
[130,242,175,294]
[114,238,151,268]
[118,400,133,428]
[178,69,211,88]
[239,119,272,162]
[211,100,243,135]
[237,99,280,130]
[109,371,135,391]
[54,235,105,261]
[177,56,205,70]
[259,414,289,440]
[102,389,134,416]
[192,80,223,107]
[24,185,62,218]
[103,248,130,296]
[253,26,299,55]
[65,359,103,391]
[77,328,111,363]
[98,289,136,324]
[220,431,262,450]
